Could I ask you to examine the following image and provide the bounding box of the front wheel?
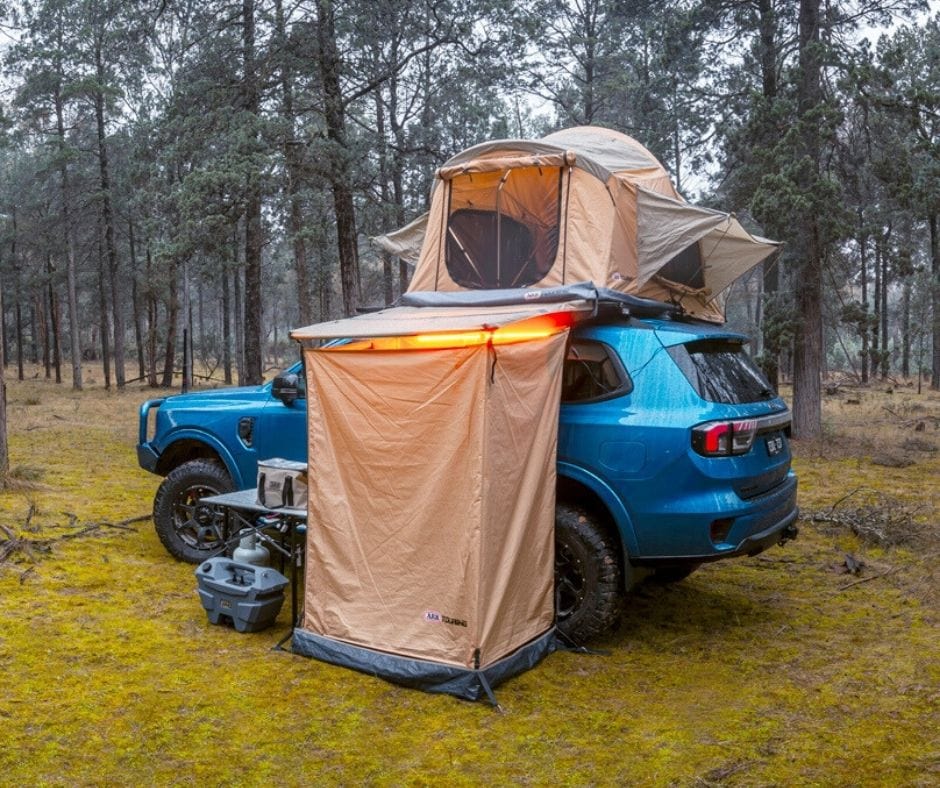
[153,459,234,563]
[554,504,623,643]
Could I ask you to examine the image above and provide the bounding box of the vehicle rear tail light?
[692,419,757,457]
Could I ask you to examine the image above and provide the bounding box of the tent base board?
[291,627,556,702]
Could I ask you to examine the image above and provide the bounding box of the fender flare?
[557,461,640,559]
[157,429,247,488]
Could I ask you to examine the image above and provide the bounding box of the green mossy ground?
[1,369,937,785]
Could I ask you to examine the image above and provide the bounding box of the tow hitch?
[778,520,800,546]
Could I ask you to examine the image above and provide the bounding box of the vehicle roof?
[575,315,750,345]
[641,317,749,342]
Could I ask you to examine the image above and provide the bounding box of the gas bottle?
[232,530,270,567]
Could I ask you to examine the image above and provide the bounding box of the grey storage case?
[196,558,289,633]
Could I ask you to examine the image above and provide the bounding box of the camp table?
[200,489,307,639]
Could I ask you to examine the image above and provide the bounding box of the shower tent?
[290,298,595,700]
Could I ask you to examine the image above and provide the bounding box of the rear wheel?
[554,504,623,643]
[153,459,233,563]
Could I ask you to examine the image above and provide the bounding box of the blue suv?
[138,311,798,641]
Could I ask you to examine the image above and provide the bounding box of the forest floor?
[0,365,938,786]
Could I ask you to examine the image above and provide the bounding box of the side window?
[561,340,632,403]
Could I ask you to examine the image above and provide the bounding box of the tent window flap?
[445,166,562,289]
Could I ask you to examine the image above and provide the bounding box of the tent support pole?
[562,166,572,284]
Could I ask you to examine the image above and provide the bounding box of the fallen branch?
[0,512,149,567]
[837,568,898,592]
[806,489,930,549]
[882,406,940,429]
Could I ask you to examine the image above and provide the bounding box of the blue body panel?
[557,321,796,562]
[138,318,798,566]
[140,377,307,490]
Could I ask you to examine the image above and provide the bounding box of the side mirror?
[272,372,304,406]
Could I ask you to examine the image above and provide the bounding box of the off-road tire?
[554,504,623,643]
[153,459,234,563]
[650,563,701,584]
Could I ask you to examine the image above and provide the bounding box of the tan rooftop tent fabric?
[290,304,580,698]
[371,212,428,266]
[373,126,779,322]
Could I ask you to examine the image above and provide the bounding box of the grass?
[1,366,938,785]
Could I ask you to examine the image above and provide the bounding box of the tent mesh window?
[445,166,562,289]
[657,242,706,290]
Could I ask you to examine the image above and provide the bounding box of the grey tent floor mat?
[291,627,556,702]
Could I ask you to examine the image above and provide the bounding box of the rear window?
[562,340,632,403]
[667,339,775,404]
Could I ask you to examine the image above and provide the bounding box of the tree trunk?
[0,279,7,481]
[146,243,159,388]
[791,0,823,440]
[375,86,394,305]
[901,277,911,378]
[317,253,332,320]
[53,55,82,389]
[95,40,125,388]
[872,239,881,375]
[389,72,410,294]
[40,291,51,379]
[197,279,205,372]
[274,0,313,326]
[758,0,780,388]
[234,251,245,386]
[181,259,192,392]
[1,273,8,370]
[129,219,146,381]
[47,262,62,385]
[12,210,24,383]
[161,261,179,388]
[132,274,145,382]
[222,266,232,384]
[97,216,112,390]
[29,302,39,366]
[317,0,360,317]
[859,219,869,384]
[880,239,889,378]
[930,215,939,390]
[242,0,263,385]
[14,296,23,382]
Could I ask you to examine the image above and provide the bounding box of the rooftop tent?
[375,126,779,322]
[290,300,592,700]
[372,212,428,266]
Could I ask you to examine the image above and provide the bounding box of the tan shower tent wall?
[290,302,588,699]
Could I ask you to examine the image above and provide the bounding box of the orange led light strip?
[323,313,573,351]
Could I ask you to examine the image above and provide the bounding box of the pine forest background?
[0,0,938,445]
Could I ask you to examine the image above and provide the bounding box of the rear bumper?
[732,507,799,558]
[629,468,799,564]
[636,505,800,567]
